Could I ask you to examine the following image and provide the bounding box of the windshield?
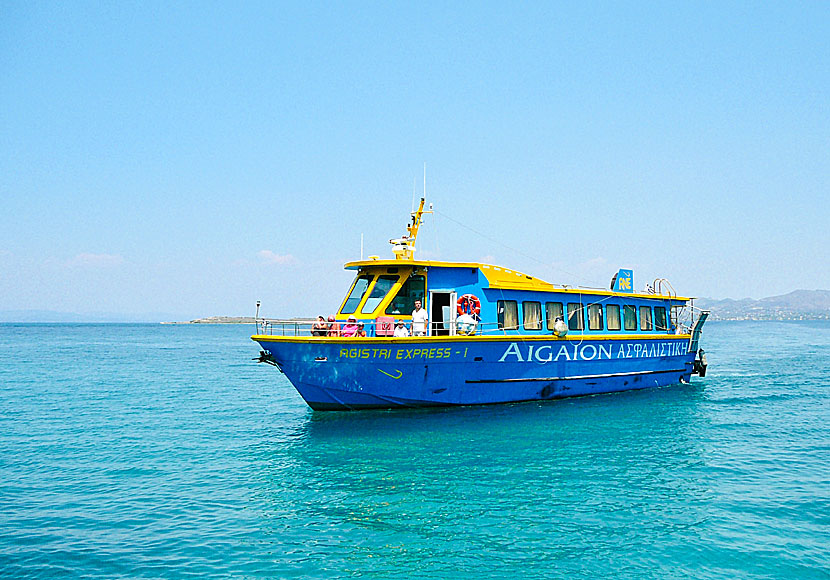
[341,275,372,314]
[361,275,399,313]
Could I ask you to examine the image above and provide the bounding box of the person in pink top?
[340,316,359,337]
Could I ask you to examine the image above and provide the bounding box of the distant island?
[162,316,316,325]
[161,316,257,325]
[168,290,830,324]
[696,289,830,321]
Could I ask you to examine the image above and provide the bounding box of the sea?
[0,321,827,579]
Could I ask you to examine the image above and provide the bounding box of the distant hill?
[696,290,830,321]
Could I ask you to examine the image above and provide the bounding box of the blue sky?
[1,2,828,320]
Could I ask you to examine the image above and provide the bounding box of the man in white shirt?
[393,320,410,337]
[411,300,428,336]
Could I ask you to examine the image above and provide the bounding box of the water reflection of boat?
[253,199,709,410]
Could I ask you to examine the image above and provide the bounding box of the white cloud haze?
[66,253,125,268]
[257,250,296,265]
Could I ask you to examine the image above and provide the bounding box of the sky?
[1,2,828,321]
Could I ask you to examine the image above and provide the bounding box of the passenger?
[341,315,359,337]
[411,300,428,336]
[552,316,568,337]
[311,315,327,336]
[326,315,341,337]
[393,320,410,337]
[355,322,367,338]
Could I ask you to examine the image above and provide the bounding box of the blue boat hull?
[253,335,696,410]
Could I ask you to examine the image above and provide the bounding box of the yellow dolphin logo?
[378,369,403,379]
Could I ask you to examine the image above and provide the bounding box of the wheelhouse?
[337,265,425,318]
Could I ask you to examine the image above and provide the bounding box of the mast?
[389,197,431,260]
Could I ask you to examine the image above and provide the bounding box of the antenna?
[423,162,426,199]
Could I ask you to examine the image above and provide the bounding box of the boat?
[252,199,709,410]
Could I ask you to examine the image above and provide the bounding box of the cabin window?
[497,300,519,330]
[523,301,542,330]
[362,275,399,314]
[341,275,372,314]
[545,302,564,331]
[385,274,425,315]
[567,303,584,331]
[671,306,684,332]
[639,306,653,331]
[623,305,637,331]
[654,306,668,331]
[607,304,621,330]
[587,303,604,330]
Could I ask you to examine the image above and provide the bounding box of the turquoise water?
[1,322,828,579]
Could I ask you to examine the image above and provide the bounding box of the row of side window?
[497,300,669,332]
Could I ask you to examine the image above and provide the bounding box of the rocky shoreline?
[162,316,257,324]
[162,316,317,324]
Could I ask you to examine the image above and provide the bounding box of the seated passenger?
[393,320,410,337]
[311,315,327,336]
[326,315,341,337]
[340,316,359,337]
[355,322,367,337]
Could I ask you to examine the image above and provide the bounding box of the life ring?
[457,294,481,317]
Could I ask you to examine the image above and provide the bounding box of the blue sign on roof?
[613,269,634,293]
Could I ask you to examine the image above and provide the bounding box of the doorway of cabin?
[428,291,456,336]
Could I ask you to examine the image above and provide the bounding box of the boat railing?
[256,318,536,337]
[669,303,710,337]
[651,278,677,298]
[256,318,317,336]
[255,318,692,338]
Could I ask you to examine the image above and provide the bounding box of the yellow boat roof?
[343,259,691,301]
